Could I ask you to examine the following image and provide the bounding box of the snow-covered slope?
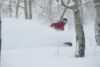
[2,18,76,49]
[1,19,100,67]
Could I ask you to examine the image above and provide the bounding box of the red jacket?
[51,21,65,31]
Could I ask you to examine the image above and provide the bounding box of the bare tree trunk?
[47,0,52,23]
[60,0,85,57]
[29,0,32,19]
[0,1,1,59]
[0,17,2,64]
[0,17,1,56]
[79,0,85,24]
[16,0,20,18]
[24,0,28,19]
[73,0,85,57]
[94,0,100,45]
[9,0,12,17]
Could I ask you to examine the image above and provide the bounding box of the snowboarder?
[51,18,72,46]
[50,18,67,31]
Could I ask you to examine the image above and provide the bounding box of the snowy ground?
[1,18,100,67]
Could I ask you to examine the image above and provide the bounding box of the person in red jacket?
[51,18,67,31]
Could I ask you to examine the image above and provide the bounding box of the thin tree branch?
[60,0,71,20]
[61,0,74,9]
[60,7,67,21]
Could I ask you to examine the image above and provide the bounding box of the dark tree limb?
[60,0,72,21]
[61,0,74,9]
[60,7,67,21]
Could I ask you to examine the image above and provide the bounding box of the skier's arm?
[50,23,56,27]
